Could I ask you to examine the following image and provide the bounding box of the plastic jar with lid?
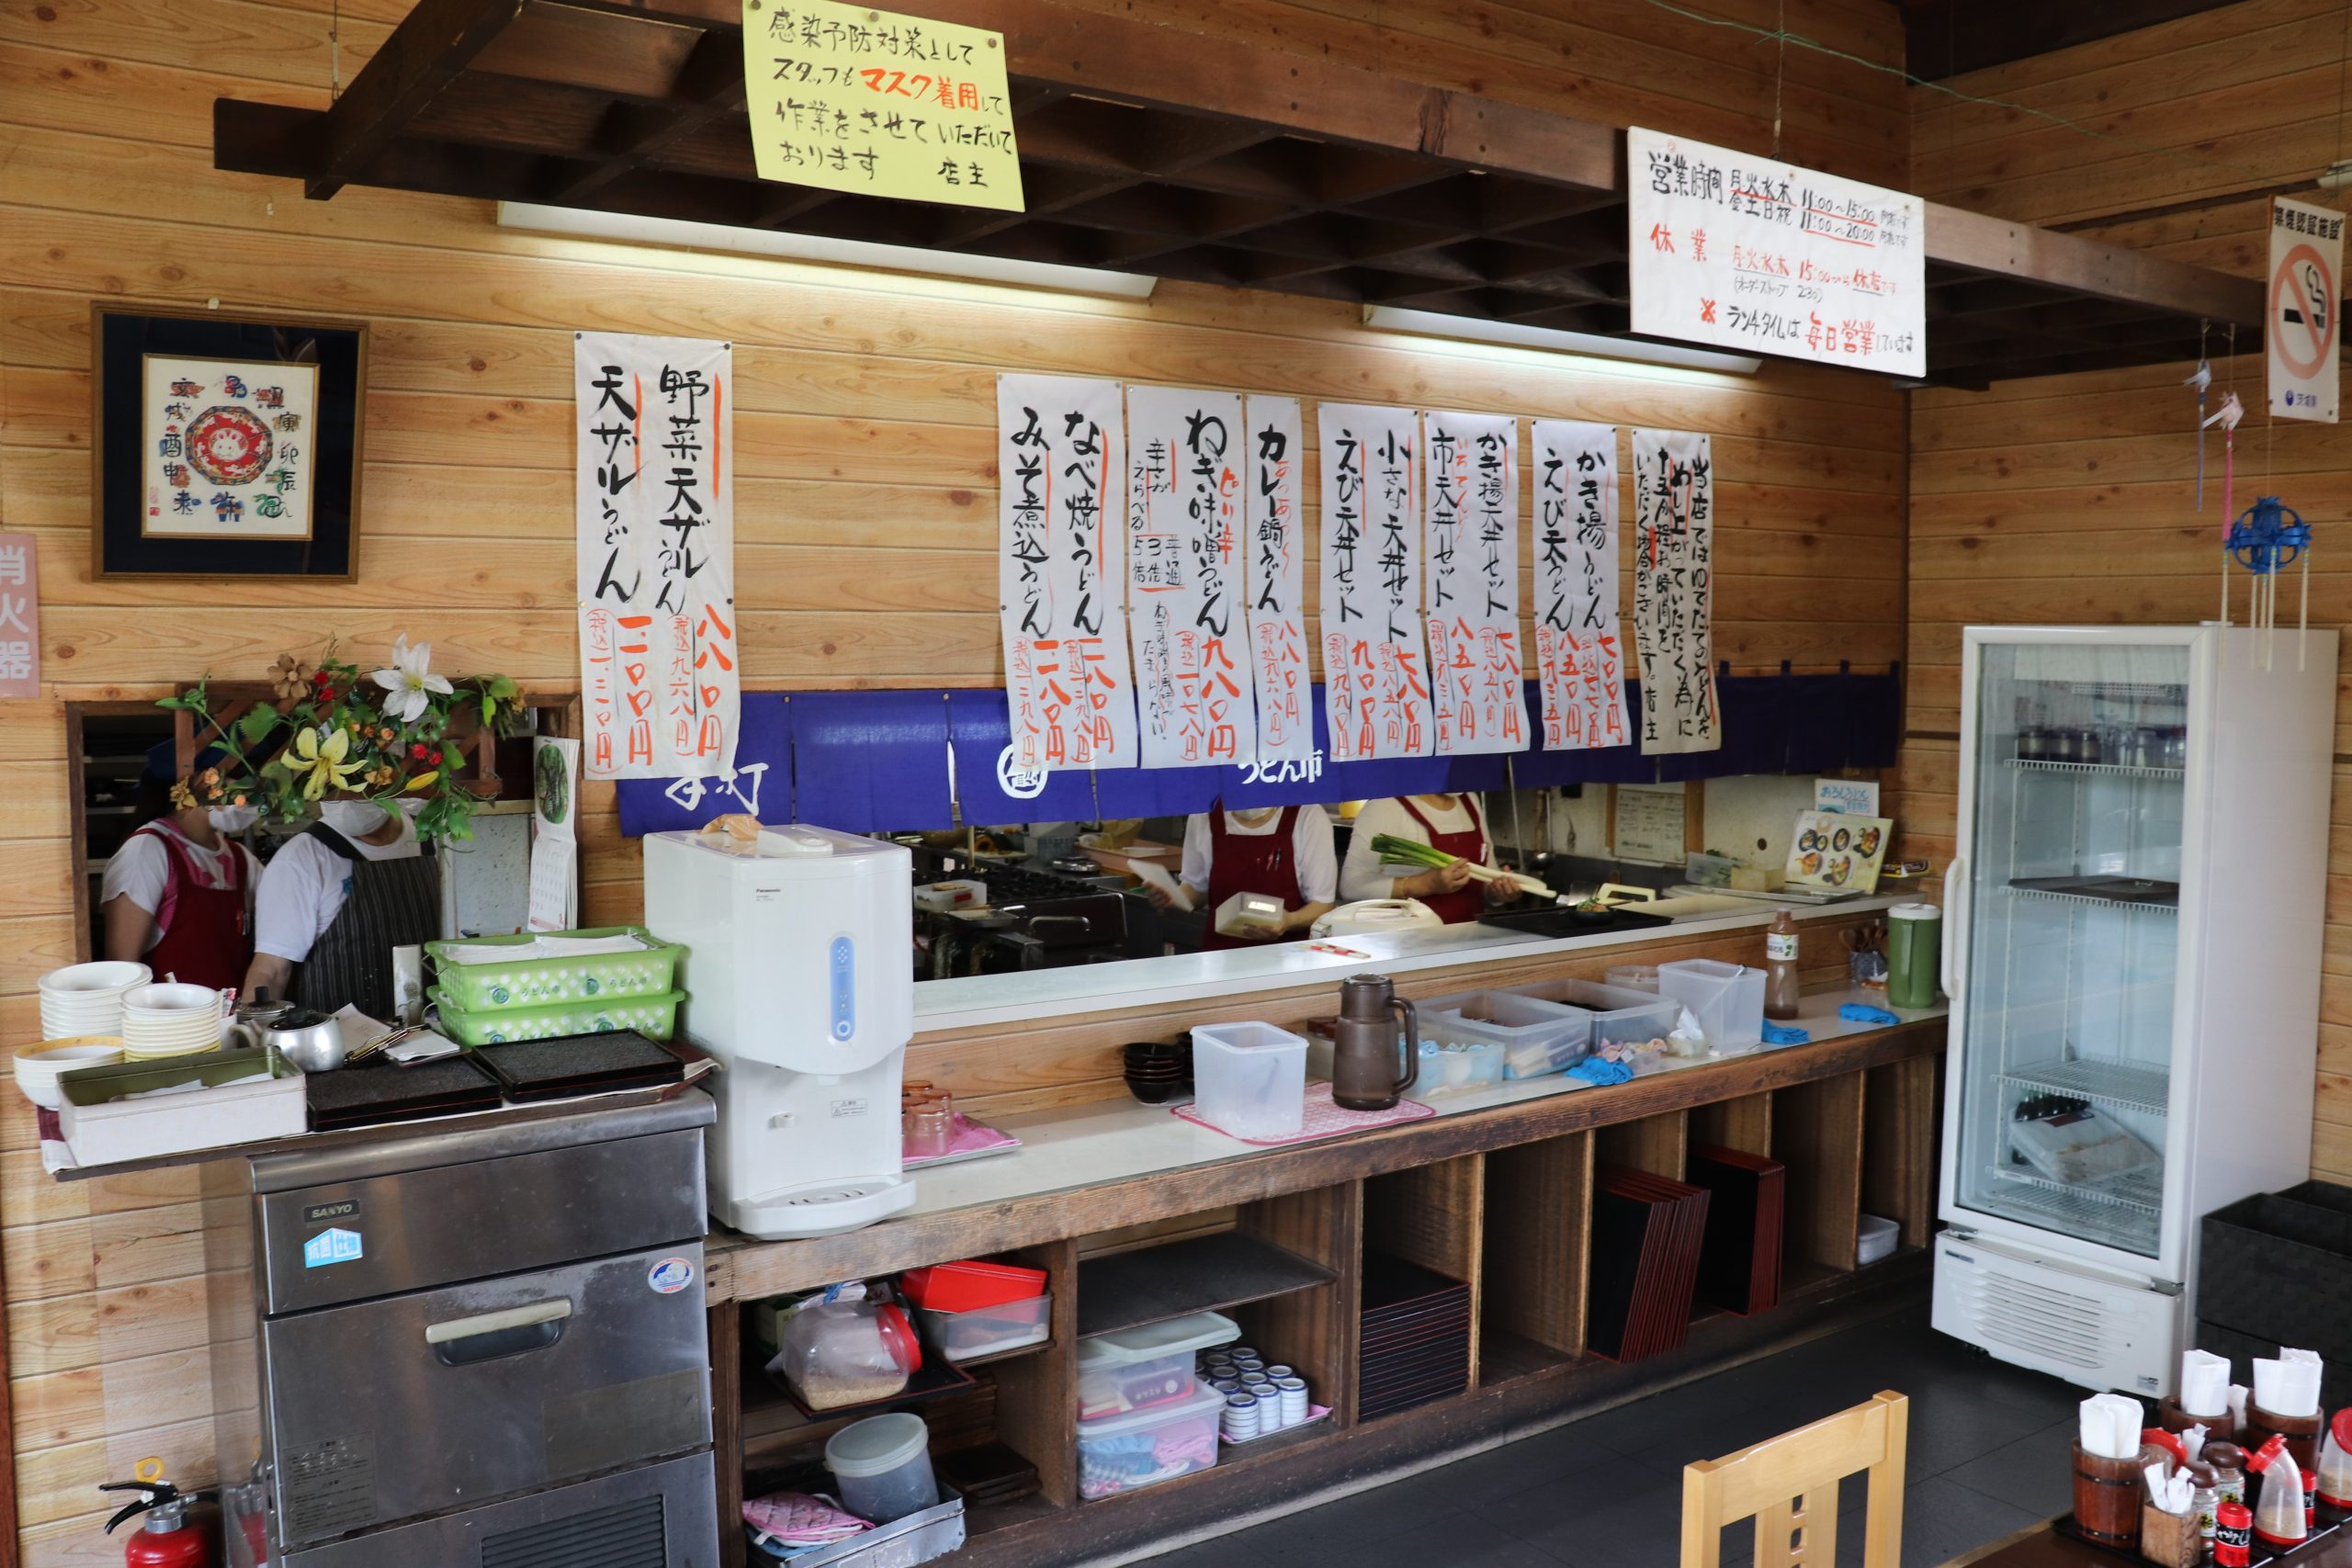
[825,1412,939,1524]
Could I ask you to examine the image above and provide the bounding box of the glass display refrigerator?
[1930,625,2336,1396]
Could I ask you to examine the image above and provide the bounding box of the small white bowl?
[38,962,152,996]
[120,982,226,1017]
[15,1037,126,1110]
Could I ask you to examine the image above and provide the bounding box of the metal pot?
[258,1009,345,1072]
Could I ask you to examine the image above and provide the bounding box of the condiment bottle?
[2182,1459,2221,1554]
[2214,1500,2252,1566]
[1764,908,1802,1020]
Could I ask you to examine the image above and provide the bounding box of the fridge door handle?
[1941,854,1967,996]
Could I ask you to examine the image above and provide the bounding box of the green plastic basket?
[429,987,684,1045]
[424,925,683,1012]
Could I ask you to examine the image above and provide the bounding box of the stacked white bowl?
[14,1038,125,1110]
[38,962,152,1040]
[118,982,226,1060]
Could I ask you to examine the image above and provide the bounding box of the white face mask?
[320,801,390,837]
[207,805,259,834]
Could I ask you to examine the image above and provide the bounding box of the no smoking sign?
[2269,196,2343,423]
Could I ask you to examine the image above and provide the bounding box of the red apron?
[140,824,252,992]
[1397,795,1488,925]
[1202,805,1304,952]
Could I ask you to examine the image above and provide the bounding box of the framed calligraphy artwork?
[1243,395,1313,767]
[573,332,740,781]
[1531,420,1629,750]
[1632,427,1720,755]
[1423,410,1522,755]
[1317,403,1432,762]
[997,374,1138,773]
[91,304,367,581]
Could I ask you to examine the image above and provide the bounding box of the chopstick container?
[57,1048,305,1166]
[1189,1023,1306,1138]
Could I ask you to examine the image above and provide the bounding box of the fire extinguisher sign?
[2268,196,2343,423]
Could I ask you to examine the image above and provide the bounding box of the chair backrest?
[1679,1390,1908,1568]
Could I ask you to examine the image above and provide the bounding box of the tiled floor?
[1138,1306,2081,1568]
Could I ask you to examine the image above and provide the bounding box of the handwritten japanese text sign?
[1127,386,1254,769]
[1423,411,1523,755]
[1244,395,1312,767]
[1632,428,1719,755]
[1317,403,1432,762]
[1531,421,1628,750]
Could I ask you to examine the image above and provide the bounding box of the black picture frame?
[91,303,369,581]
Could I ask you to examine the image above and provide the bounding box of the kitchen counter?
[914,891,1917,1032]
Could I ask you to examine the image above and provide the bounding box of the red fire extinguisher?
[101,1458,216,1568]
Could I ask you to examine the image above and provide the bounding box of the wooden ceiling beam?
[467,1,704,101]
[304,0,527,198]
[551,27,744,200]
[1926,202,2263,331]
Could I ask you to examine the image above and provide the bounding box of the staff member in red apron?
[99,749,262,991]
[1339,794,1511,924]
[1148,803,1337,948]
[243,800,440,1020]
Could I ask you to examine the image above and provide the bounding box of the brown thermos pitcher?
[1331,974,1418,1111]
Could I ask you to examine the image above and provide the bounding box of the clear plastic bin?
[915,1293,1052,1362]
[1510,977,1679,1049]
[1077,1380,1225,1500]
[1857,1213,1899,1267]
[428,987,683,1044]
[1657,959,1766,1054]
[1604,964,1660,993]
[1076,1311,1238,1420]
[424,925,682,1011]
[1408,1039,1507,1097]
[1423,990,1593,1079]
[1189,1022,1307,1139]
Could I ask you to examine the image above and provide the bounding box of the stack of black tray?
[1357,1252,1472,1420]
[1586,1166,1712,1362]
[1685,1145,1786,1316]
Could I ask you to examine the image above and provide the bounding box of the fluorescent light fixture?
[496,201,1159,299]
[1361,304,1762,375]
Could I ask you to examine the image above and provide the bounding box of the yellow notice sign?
[742,0,1024,211]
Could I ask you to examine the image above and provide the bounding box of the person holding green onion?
[1339,795,1514,925]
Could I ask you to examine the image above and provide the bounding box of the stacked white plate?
[38,962,152,1040]
[118,982,226,1060]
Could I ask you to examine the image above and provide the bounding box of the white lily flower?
[371,635,454,725]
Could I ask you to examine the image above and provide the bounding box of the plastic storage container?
[1077,1380,1225,1500]
[1189,1022,1307,1139]
[1422,990,1593,1079]
[1604,964,1661,993]
[1657,959,1766,1055]
[423,925,683,1011]
[1509,977,1680,1049]
[825,1413,939,1524]
[1408,1039,1508,1097]
[916,1293,1052,1362]
[772,1297,922,1411]
[1856,1213,1899,1267]
[1076,1310,1238,1420]
[429,987,683,1044]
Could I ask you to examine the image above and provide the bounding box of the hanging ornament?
[2185,353,2213,508]
[2207,389,2245,649]
[2222,493,2313,670]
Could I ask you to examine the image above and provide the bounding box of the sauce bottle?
[1764,908,1802,1020]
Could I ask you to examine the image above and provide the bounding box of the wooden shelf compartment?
[1862,1057,1940,1249]
[1775,1070,1868,1278]
[1363,1154,1483,1397]
[1478,1132,1592,1382]
[1690,1091,1773,1160]
[1074,1226,1340,1339]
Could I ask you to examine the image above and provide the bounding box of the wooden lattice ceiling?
[212,0,2265,388]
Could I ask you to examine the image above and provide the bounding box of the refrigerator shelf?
[1996,1056,2170,1117]
[1978,1168,2165,1255]
[2003,883,2179,914]
[2005,758,2184,784]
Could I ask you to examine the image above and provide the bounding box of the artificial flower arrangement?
[160,636,524,843]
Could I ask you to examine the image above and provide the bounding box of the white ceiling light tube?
[1360,304,1762,375]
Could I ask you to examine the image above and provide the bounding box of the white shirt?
[99,822,262,951]
[254,817,423,964]
[1178,807,1338,905]
[1338,795,1498,903]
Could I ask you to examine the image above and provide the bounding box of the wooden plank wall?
[1896,0,2352,1185]
[0,0,1902,1558]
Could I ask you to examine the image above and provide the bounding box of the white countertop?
[912,895,1912,1033]
[897,987,1946,1222]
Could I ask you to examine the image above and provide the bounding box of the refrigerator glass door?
[1954,639,2188,1259]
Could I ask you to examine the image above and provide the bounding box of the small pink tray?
[1173,1083,1435,1145]
[904,1113,1022,1169]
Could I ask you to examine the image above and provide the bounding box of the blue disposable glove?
[1761,1022,1810,1045]
[1838,1002,1901,1026]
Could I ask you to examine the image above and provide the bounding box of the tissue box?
[2199,1181,2352,1376]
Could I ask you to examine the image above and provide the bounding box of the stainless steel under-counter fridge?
[205,1093,722,1566]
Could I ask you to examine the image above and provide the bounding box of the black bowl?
[1126,1077,1191,1105]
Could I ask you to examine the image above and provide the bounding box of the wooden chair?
[1680,1389,1908,1568]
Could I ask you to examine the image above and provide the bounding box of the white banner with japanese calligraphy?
[574,333,739,781]
[1317,403,1432,761]
[1626,127,1924,378]
[1243,395,1312,767]
[998,374,1138,773]
[1532,421,1629,750]
[1422,411,1523,755]
[1126,387,1253,770]
[1631,428,1719,755]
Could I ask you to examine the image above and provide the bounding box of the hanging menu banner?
[998,374,1137,773]
[1422,411,1523,755]
[1627,127,1923,378]
[1243,395,1313,767]
[574,332,739,781]
[1127,386,1253,769]
[742,0,1024,211]
[1631,428,1719,755]
[1531,420,1629,750]
[1317,404,1432,761]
